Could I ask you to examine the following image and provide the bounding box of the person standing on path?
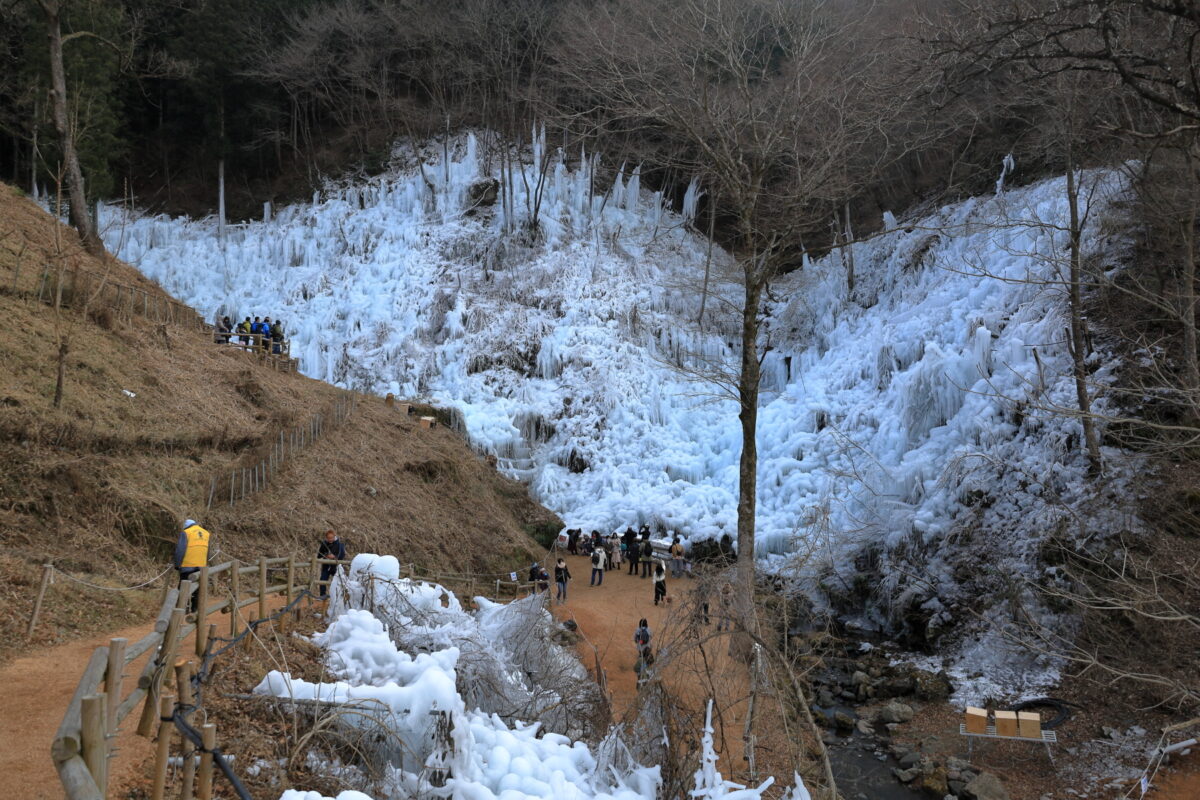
[609,532,623,570]
[317,530,347,597]
[627,531,640,575]
[590,547,608,585]
[554,558,571,604]
[634,618,653,679]
[653,561,668,605]
[669,537,685,578]
[174,519,211,613]
[640,539,654,578]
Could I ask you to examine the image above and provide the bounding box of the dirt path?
[548,553,761,770]
[1,593,289,799]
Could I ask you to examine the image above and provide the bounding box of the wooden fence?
[3,255,300,373]
[4,257,208,332]
[52,554,546,799]
[206,393,358,510]
[215,332,297,373]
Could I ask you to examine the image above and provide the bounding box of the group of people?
[215,315,287,354]
[536,526,694,610]
[564,526,691,581]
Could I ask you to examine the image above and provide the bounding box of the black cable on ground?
[171,707,253,800]
[1004,697,1082,729]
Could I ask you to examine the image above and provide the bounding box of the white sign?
[509,572,518,582]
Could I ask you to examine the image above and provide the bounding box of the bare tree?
[555,0,906,658]
[34,0,102,255]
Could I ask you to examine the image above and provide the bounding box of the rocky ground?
[805,641,1197,799]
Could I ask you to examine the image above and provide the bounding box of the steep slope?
[0,183,556,660]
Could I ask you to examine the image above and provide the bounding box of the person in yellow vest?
[174,518,211,613]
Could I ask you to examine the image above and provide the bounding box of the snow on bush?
[99,135,1137,647]
[260,555,809,800]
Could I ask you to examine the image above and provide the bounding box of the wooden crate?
[419,416,438,429]
[1017,711,1041,739]
[965,706,988,735]
[995,710,1018,737]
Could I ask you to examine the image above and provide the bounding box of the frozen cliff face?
[100,136,1135,647]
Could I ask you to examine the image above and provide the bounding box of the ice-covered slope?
[99,136,1132,629]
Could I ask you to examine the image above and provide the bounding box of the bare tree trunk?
[1181,153,1200,398]
[40,0,103,256]
[732,270,763,661]
[843,201,856,295]
[53,336,69,408]
[1065,163,1101,472]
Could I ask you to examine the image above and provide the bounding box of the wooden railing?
[215,332,297,373]
[3,257,209,332]
[52,555,544,799]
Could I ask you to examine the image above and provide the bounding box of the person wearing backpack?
[640,539,654,578]
[554,558,571,605]
[590,546,607,585]
[669,537,685,578]
[633,619,653,678]
[653,560,668,605]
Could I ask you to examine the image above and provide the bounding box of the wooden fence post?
[196,723,216,800]
[105,637,127,736]
[258,557,268,620]
[175,660,197,800]
[309,556,319,596]
[137,583,188,738]
[150,694,175,800]
[230,560,241,637]
[81,693,108,795]
[195,566,209,657]
[286,557,295,607]
[27,562,53,636]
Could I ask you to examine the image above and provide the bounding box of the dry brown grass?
[0,182,558,662]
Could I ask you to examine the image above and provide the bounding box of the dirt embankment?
[0,183,558,663]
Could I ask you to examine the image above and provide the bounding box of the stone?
[961,773,1011,800]
[885,723,901,733]
[898,751,922,769]
[817,689,837,707]
[852,670,871,685]
[919,765,949,798]
[879,701,915,724]
[915,669,954,700]
[946,757,970,773]
[857,720,875,735]
[893,767,921,783]
[889,743,911,759]
[467,177,500,207]
[948,780,967,796]
[834,711,856,733]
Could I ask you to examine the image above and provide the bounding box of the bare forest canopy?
[0,0,1193,242]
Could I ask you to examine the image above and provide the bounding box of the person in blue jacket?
[317,530,347,597]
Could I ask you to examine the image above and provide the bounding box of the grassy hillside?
[0,184,557,661]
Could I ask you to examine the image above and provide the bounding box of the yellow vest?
[181,524,211,568]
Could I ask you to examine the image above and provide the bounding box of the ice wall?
[99,137,1132,608]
